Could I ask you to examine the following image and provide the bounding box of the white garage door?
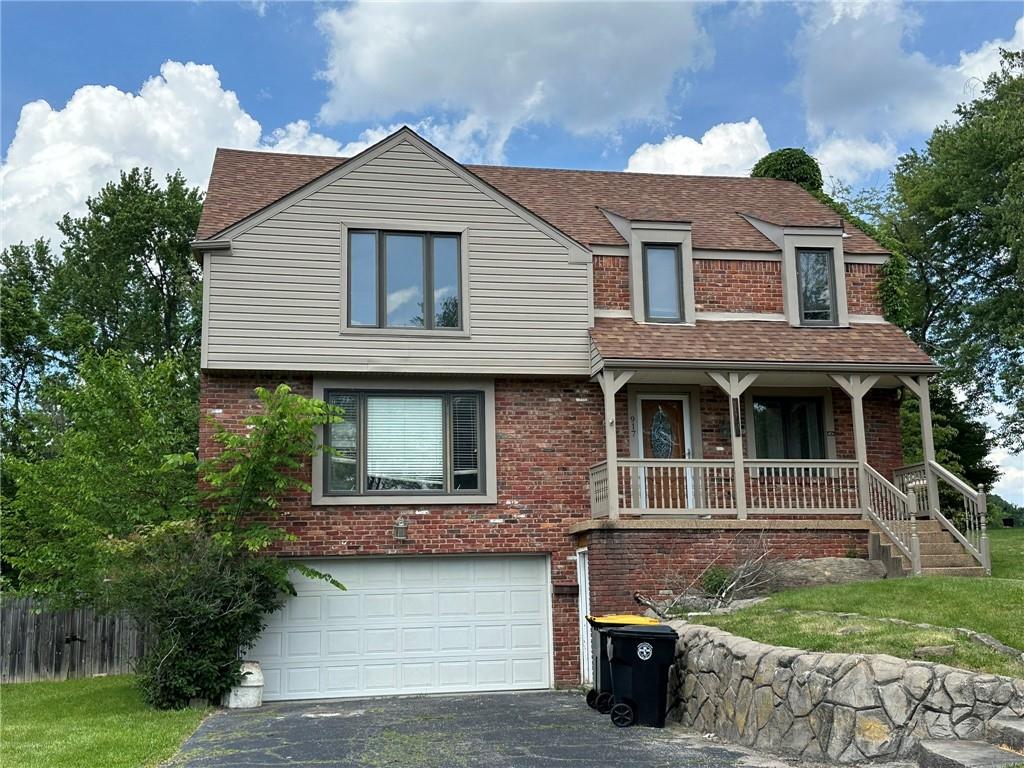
[250,555,552,700]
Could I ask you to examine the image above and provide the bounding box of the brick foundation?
[578,525,869,616]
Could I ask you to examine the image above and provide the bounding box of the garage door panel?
[364,593,398,618]
[287,630,322,657]
[254,556,551,700]
[325,593,360,619]
[326,630,359,655]
[400,592,435,617]
[437,591,473,616]
[287,596,322,621]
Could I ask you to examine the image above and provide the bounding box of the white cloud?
[813,135,898,187]
[315,2,711,163]
[1,61,343,249]
[795,4,1023,185]
[798,4,1023,140]
[990,446,1024,506]
[625,118,770,176]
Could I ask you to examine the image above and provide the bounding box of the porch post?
[898,374,939,517]
[597,369,634,520]
[707,371,759,520]
[831,374,880,519]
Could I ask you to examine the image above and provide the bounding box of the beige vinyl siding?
[204,139,592,374]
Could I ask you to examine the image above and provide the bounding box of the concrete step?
[917,531,957,544]
[919,553,983,568]
[916,739,1023,768]
[987,716,1024,752]
[919,542,966,556]
[920,565,988,577]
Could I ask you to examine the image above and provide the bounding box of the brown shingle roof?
[590,318,936,369]
[196,147,888,254]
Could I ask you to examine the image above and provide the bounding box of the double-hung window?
[324,390,484,496]
[751,395,826,460]
[348,230,462,330]
[796,248,837,325]
[642,243,685,322]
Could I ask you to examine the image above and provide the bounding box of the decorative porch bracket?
[896,374,939,517]
[596,369,635,520]
[706,371,759,519]
[829,373,881,519]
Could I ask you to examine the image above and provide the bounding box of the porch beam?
[597,369,635,520]
[707,371,758,519]
[897,374,939,516]
[830,374,880,519]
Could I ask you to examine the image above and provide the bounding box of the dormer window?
[797,248,837,326]
[642,243,685,323]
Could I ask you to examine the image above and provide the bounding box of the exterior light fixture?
[393,516,409,541]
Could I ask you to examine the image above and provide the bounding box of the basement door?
[250,555,552,700]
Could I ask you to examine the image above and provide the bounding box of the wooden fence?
[1,597,145,684]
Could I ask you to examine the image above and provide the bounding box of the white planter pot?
[222,660,264,709]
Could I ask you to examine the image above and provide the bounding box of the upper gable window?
[642,243,685,323]
[796,248,837,326]
[348,230,461,330]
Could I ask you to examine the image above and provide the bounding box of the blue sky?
[1,0,1022,502]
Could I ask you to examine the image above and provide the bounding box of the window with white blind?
[324,390,484,495]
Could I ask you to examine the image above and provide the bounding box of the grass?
[989,527,1024,580]
[697,528,1024,677]
[0,676,207,768]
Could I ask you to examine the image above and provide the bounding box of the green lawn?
[0,676,207,768]
[989,527,1024,580]
[698,528,1024,677]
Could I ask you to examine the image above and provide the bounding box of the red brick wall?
[845,263,884,316]
[581,527,868,615]
[201,372,604,685]
[693,259,784,314]
[593,255,630,311]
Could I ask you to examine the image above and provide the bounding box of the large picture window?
[324,390,483,495]
[796,248,837,325]
[642,243,684,322]
[347,230,462,330]
[752,395,826,460]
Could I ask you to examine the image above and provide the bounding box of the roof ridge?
[469,163,799,183]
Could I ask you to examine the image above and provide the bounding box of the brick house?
[193,128,989,701]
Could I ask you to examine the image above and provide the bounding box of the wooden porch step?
[920,565,987,577]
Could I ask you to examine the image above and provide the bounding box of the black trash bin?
[606,623,679,728]
[584,615,660,714]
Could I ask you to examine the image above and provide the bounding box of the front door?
[637,396,693,509]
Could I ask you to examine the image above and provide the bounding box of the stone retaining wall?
[668,622,1024,763]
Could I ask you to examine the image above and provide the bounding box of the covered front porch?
[586,361,991,576]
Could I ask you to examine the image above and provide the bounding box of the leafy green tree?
[2,353,198,599]
[886,51,1024,450]
[1,239,60,460]
[45,168,203,367]
[751,148,823,192]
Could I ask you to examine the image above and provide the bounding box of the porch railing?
[745,460,861,514]
[863,464,920,574]
[588,458,862,517]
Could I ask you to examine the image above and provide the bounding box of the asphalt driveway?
[164,690,808,768]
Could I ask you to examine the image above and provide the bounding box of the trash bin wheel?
[595,692,614,714]
[585,689,599,709]
[610,702,635,728]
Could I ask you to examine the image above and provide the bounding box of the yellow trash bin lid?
[586,613,660,628]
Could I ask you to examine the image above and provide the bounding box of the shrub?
[106,522,289,708]
[701,566,731,597]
